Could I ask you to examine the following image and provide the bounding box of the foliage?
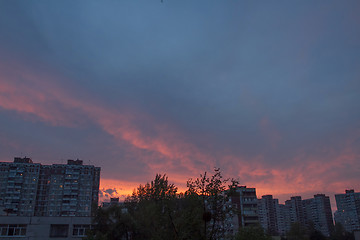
[87,170,239,240]
[306,221,326,240]
[173,193,204,240]
[186,168,237,240]
[286,222,309,240]
[235,226,272,240]
[130,174,177,202]
[85,205,136,240]
[329,223,355,240]
[309,230,327,240]
[125,174,179,240]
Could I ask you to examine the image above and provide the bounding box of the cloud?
[0,59,217,175]
[1,0,360,208]
[1,58,360,206]
[259,116,282,148]
[99,188,124,202]
[0,59,242,179]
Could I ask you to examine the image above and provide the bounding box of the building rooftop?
[13,157,33,164]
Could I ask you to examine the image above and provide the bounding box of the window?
[72,224,91,236]
[0,224,27,236]
[49,224,68,238]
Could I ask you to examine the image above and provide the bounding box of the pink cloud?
[1,59,359,206]
[0,60,214,175]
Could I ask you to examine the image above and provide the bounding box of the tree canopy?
[86,169,244,240]
[86,169,347,240]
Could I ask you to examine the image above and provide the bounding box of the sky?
[0,0,359,208]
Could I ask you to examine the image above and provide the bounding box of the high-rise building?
[278,203,291,235]
[302,194,334,237]
[259,194,333,237]
[229,186,259,231]
[258,196,305,237]
[285,196,305,226]
[258,195,279,235]
[0,157,100,217]
[335,189,360,233]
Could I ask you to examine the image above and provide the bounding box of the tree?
[87,174,178,240]
[330,223,355,240]
[125,174,179,240]
[172,192,204,240]
[186,168,235,240]
[235,226,272,240]
[286,222,309,240]
[87,170,239,240]
[85,205,136,240]
[306,221,326,240]
[309,230,326,240]
[131,174,177,202]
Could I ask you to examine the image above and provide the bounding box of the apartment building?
[258,195,281,235]
[335,189,360,233]
[229,186,259,232]
[302,194,334,236]
[258,194,333,237]
[0,157,100,217]
[0,157,40,217]
[0,216,92,239]
[285,196,305,226]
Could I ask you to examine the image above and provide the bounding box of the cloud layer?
[0,1,359,207]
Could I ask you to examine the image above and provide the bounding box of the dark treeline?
[85,169,354,240]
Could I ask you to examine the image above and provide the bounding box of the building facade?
[302,194,334,237]
[0,216,91,239]
[229,186,259,232]
[285,196,305,226]
[258,194,333,237]
[0,157,100,217]
[258,195,281,235]
[0,157,40,217]
[277,203,291,235]
[335,189,360,233]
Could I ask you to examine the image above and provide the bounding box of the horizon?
[0,156,355,212]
